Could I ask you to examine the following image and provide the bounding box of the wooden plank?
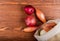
[0,0,59,41]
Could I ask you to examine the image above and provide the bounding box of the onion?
[35,8,46,23]
[24,5,35,15]
[42,22,56,32]
[25,16,36,27]
[23,27,37,32]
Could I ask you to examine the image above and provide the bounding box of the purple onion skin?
[25,16,36,27]
[24,5,35,15]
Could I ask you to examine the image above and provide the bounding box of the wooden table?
[0,0,60,41]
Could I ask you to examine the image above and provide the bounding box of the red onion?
[25,16,36,27]
[24,5,35,15]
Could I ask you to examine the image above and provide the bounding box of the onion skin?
[25,16,36,27]
[24,5,35,15]
[42,22,56,32]
[35,8,46,23]
[22,27,37,32]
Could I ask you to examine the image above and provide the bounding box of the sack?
[34,19,60,41]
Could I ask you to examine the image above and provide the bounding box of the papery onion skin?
[23,27,37,32]
[35,8,46,23]
[42,22,56,32]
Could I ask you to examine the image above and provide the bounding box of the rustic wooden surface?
[0,0,60,41]
[0,4,37,41]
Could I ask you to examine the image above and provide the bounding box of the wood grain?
[0,0,60,41]
[0,3,37,41]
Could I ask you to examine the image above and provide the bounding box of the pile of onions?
[23,5,46,32]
